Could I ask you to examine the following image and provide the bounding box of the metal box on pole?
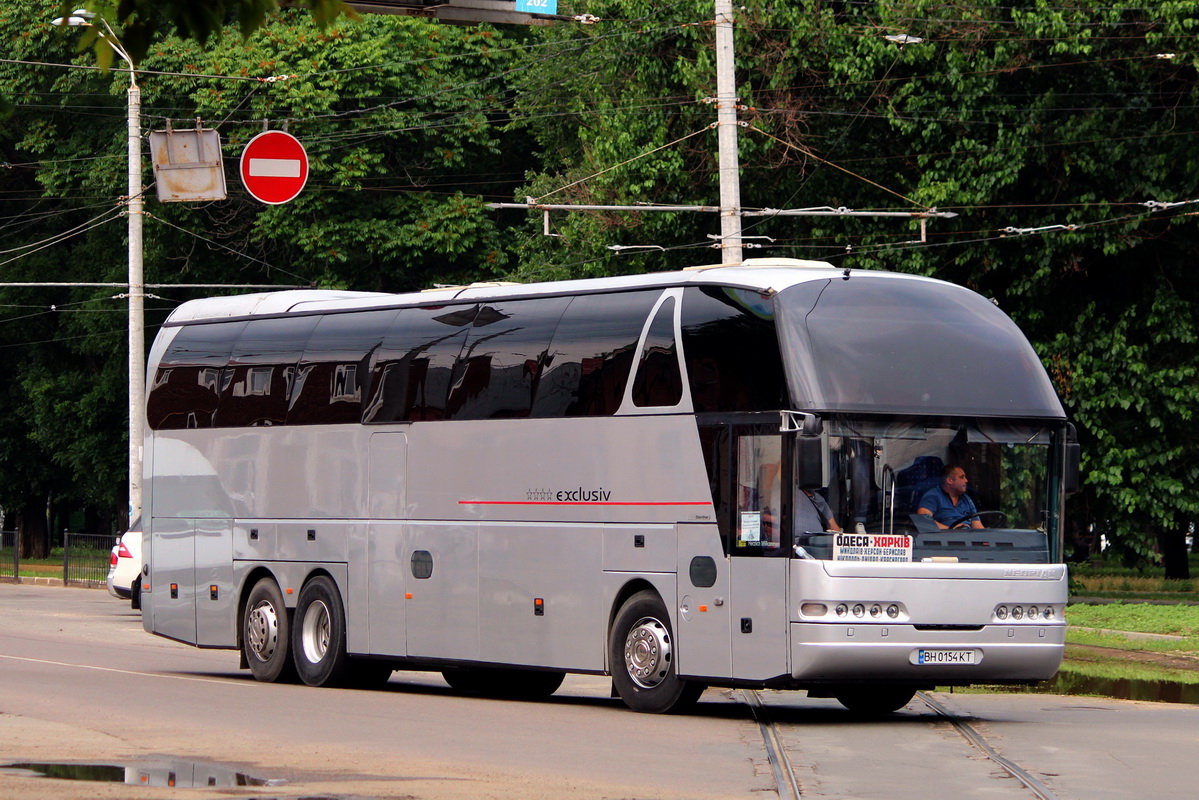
[149,124,228,202]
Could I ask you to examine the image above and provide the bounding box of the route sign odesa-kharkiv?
[239,130,309,205]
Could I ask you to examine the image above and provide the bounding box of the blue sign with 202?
[516,0,557,13]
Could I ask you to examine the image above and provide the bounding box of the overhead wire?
[0,206,125,270]
[143,213,317,287]
[4,5,1195,266]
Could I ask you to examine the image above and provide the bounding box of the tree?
[2,1,528,533]
[58,0,352,65]
[510,1,1199,572]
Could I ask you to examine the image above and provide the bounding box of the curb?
[1,576,106,590]
[1070,596,1199,607]
[1071,625,1189,642]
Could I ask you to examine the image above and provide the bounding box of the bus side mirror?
[795,437,826,491]
[781,411,822,436]
[1064,442,1081,495]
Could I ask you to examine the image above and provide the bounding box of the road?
[1,583,1197,799]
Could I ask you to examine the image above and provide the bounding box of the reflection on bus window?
[735,433,783,552]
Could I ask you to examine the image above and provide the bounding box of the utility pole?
[126,64,144,525]
[713,0,743,264]
[484,12,958,249]
[54,9,144,524]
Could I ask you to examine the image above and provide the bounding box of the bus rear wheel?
[292,575,351,687]
[243,577,296,683]
[834,685,916,715]
[609,590,704,714]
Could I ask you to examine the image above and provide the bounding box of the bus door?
[404,522,479,661]
[194,518,234,647]
[366,433,407,658]
[727,426,791,681]
[147,517,197,644]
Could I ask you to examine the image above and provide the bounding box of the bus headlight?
[994,604,1062,623]
[817,601,905,621]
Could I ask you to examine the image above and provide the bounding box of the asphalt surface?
[3,582,1199,799]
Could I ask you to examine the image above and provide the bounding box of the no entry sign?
[240,130,309,204]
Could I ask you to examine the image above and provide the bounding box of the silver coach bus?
[141,258,1076,714]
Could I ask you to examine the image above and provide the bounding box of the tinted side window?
[680,286,785,413]
[698,423,731,551]
[363,306,473,423]
[446,297,570,420]
[632,296,682,407]
[213,316,319,427]
[532,291,661,418]
[148,321,247,430]
[289,309,397,425]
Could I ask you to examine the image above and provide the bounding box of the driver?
[916,465,984,529]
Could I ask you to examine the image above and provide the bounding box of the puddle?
[1009,668,1199,705]
[1,760,287,788]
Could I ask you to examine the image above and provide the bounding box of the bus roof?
[162,258,947,325]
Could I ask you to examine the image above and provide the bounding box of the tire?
[242,577,297,683]
[834,685,916,715]
[442,667,565,699]
[345,659,395,689]
[292,575,351,687]
[609,590,705,714]
[442,668,486,693]
[130,579,141,611]
[493,669,564,698]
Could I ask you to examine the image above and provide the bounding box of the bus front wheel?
[292,575,351,687]
[243,578,296,683]
[609,590,704,713]
[834,685,916,715]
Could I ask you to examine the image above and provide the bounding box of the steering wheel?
[944,510,1007,529]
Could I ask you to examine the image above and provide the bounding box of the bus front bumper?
[790,622,1065,683]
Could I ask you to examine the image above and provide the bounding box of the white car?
[105,522,143,610]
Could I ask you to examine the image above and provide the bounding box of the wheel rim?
[246,599,279,663]
[301,599,331,664]
[623,615,672,689]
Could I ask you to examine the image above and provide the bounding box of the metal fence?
[63,532,116,587]
[0,529,15,582]
[0,530,116,587]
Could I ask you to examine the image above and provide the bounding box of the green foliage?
[5,0,1199,558]
[2,1,524,523]
[58,0,354,64]
[1067,602,1199,638]
[514,0,1199,564]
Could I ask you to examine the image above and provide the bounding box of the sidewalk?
[1,576,104,589]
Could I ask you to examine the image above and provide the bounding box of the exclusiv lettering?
[555,487,612,502]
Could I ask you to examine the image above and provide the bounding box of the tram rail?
[741,689,1062,800]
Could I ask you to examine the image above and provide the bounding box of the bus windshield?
[793,419,1056,564]
[775,277,1065,419]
